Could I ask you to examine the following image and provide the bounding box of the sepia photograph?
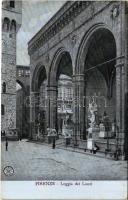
[1,0,128,199]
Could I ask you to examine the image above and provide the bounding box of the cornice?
[28,1,92,55]
[17,65,30,69]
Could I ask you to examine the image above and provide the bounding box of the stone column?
[29,92,33,139]
[73,74,85,145]
[29,91,39,139]
[47,85,57,130]
[115,58,125,157]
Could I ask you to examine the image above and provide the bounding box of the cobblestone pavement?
[1,140,127,180]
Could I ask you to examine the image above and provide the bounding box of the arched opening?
[56,52,73,139]
[3,17,10,31]
[83,28,116,145]
[10,20,16,32]
[33,66,47,140]
[16,81,29,139]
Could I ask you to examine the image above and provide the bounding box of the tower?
[1,1,22,138]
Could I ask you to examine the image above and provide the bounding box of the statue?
[88,97,98,128]
[87,97,100,140]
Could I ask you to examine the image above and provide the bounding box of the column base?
[6,128,18,141]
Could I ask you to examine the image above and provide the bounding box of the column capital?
[115,62,125,68]
[47,85,57,92]
[72,74,85,78]
[72,74,85,82]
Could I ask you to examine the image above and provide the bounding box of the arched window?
[1,105,5,115]
[10,1,15,8]
[10,20,16,32]
[2,82,6,93]
[3,18,10,31]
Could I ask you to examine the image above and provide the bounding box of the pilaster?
[115,58,125,156]
[72,74,85,145]
[47,85,58,130]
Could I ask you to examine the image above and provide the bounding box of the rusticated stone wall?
[1,1,22,134]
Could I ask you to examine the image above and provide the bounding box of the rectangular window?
[25,70,30,76]
[21,70,24,76]
[18,70,22,76]
[10,1,15,8]
[1,104,5,115]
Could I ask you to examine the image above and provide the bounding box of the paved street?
[1,140,127,180]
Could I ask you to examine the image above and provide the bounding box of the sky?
[17,0,65,66]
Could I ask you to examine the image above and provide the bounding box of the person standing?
[5,138,8,151]
[52,137,56,149]
[52,129,56,149]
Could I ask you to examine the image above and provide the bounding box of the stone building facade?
[16,65,30,139]
[28,1,128,159]
[1,1,22,137]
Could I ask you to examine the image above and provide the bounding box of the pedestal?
[6,128,18,140]
[99,123,105,138]
[87,138,94,150]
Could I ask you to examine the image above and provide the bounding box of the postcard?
[1,0,128,199]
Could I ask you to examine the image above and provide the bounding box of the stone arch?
[73,23,117,142]
[76,23,117,100]
[31,64,48,139]
[75,23,117,74]
[31,63,47,92]
[47,47,73,133]
[48,47,73,86]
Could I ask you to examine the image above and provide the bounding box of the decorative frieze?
[29,1,92,54]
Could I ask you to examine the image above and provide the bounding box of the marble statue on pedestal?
[87,97,99,141]
[88,99,98,128]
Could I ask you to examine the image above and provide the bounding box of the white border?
[0,1,127,200]
[1,181,127,199]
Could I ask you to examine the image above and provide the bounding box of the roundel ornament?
[3,166,14,176]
